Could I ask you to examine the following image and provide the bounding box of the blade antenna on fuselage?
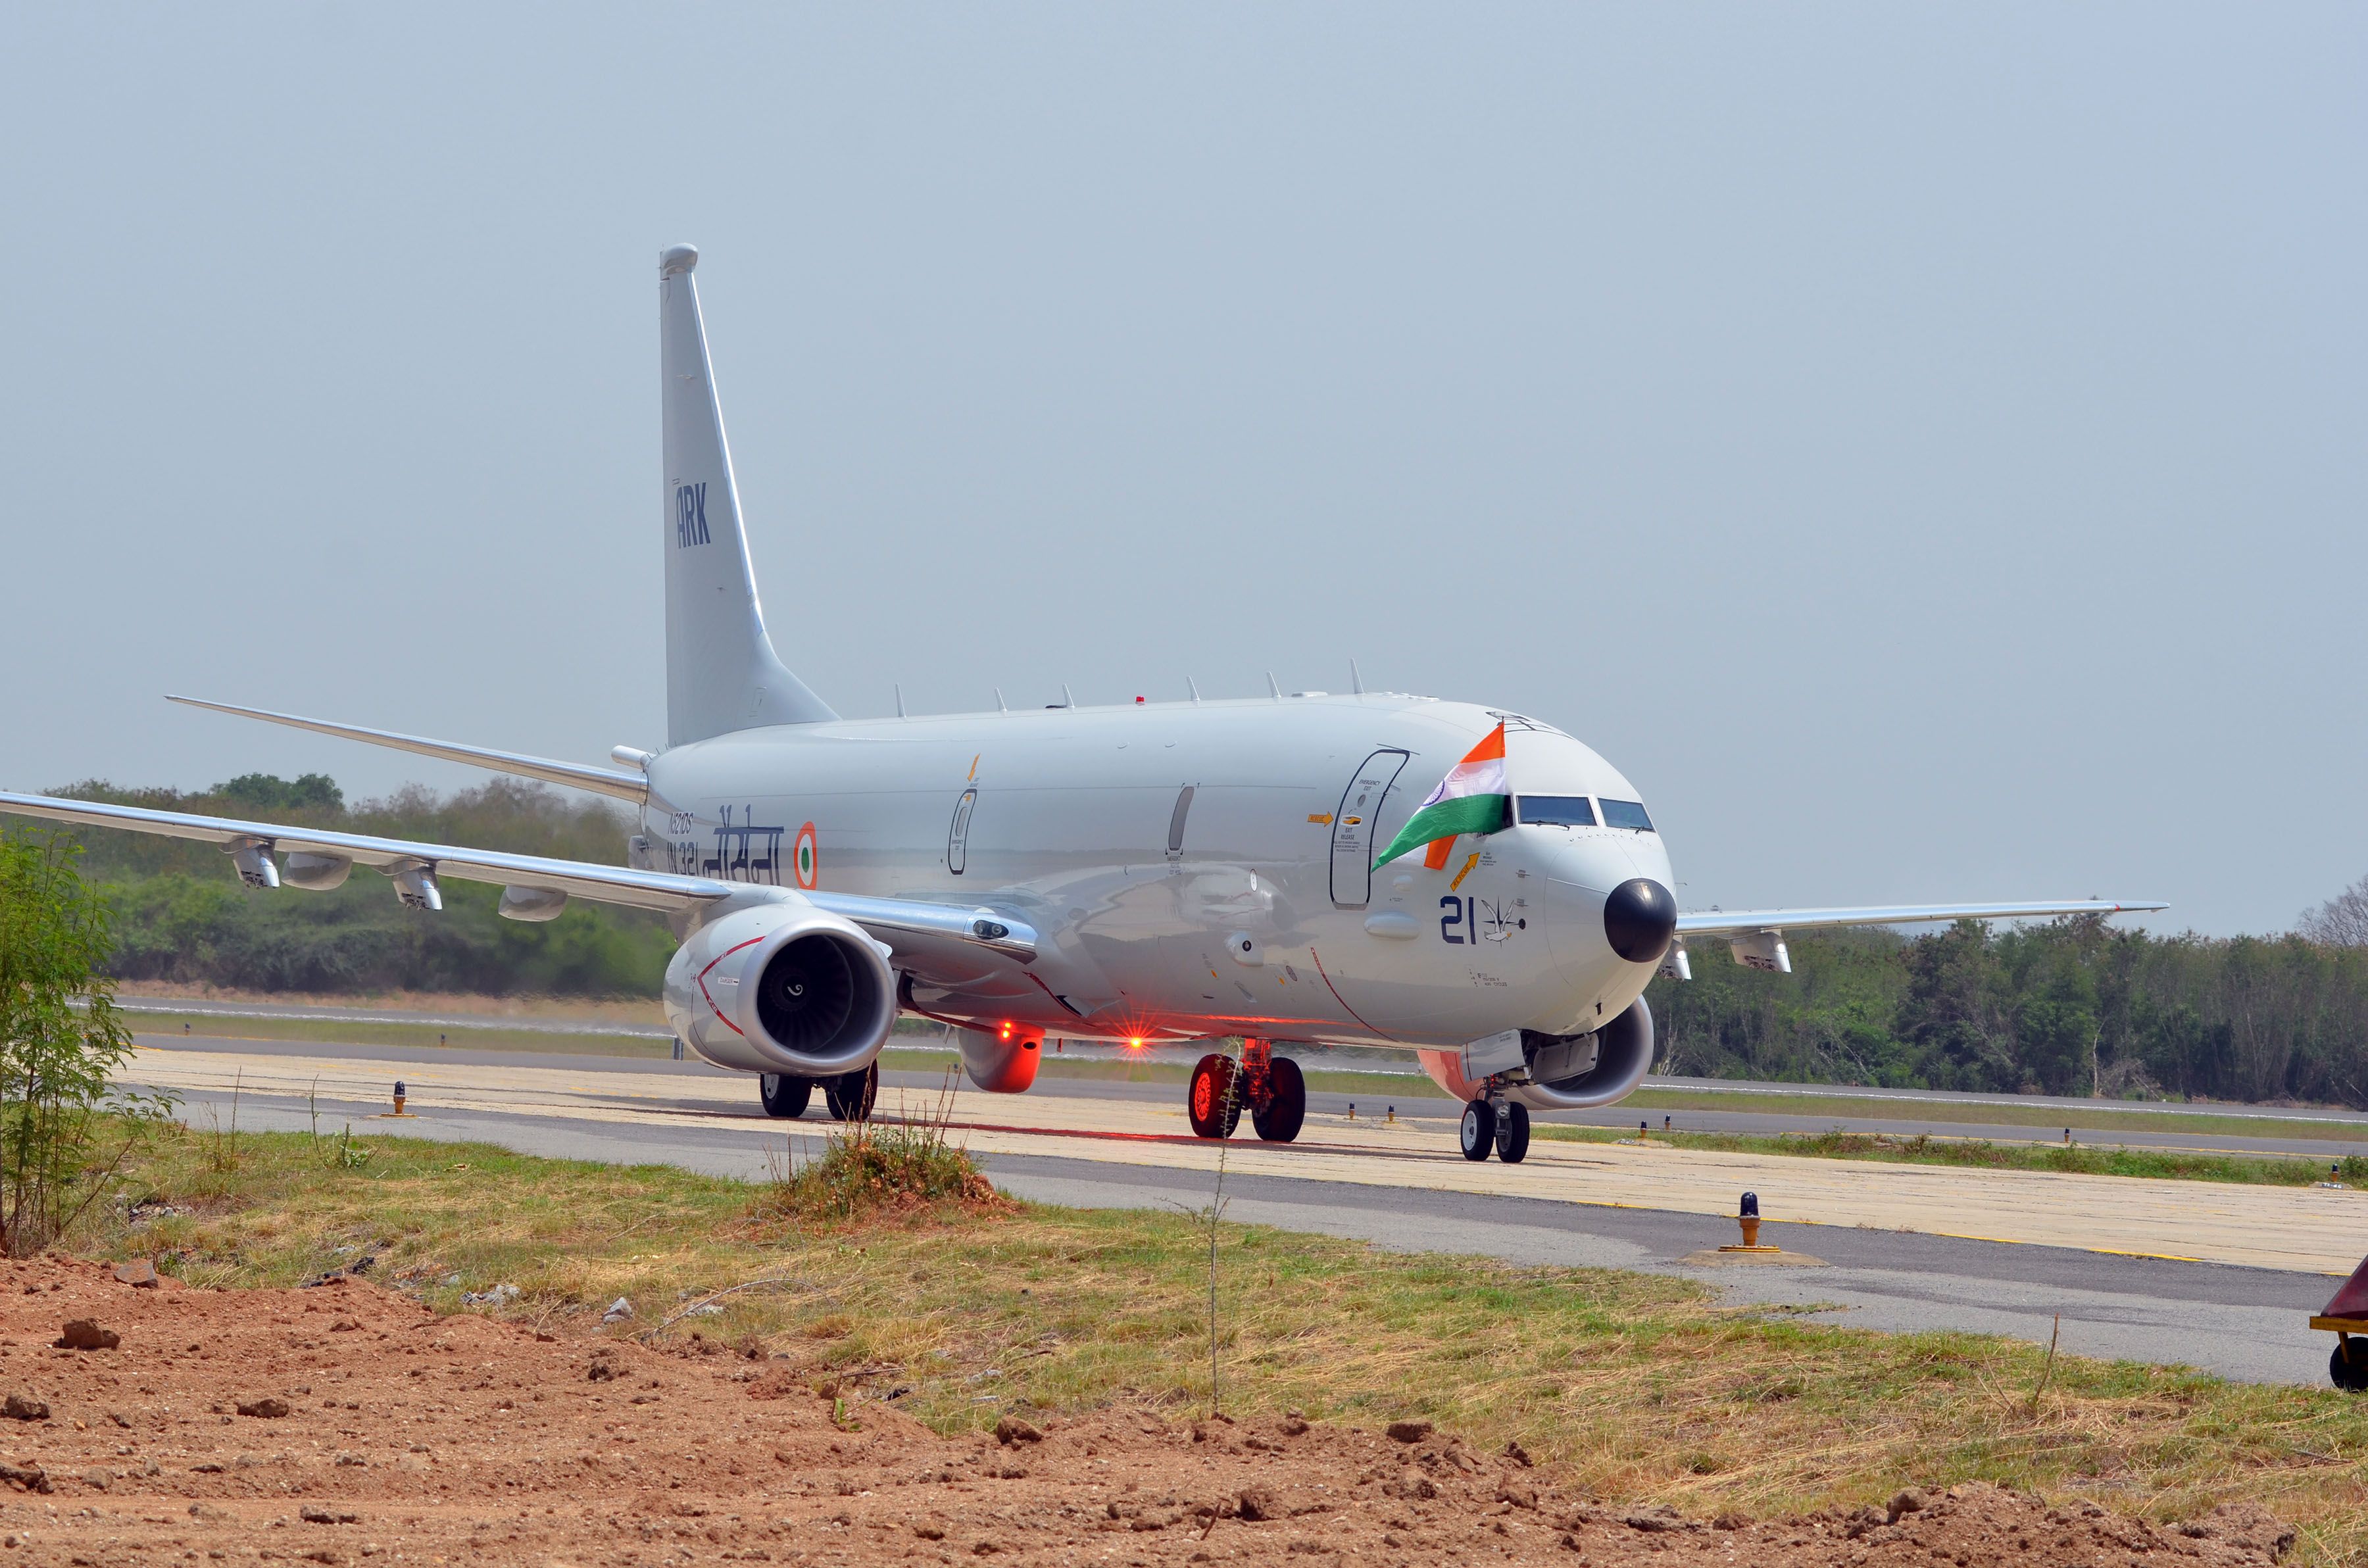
[1350,659,1364,695]
[1187,677,1201,704]
[1266,672,1282,701]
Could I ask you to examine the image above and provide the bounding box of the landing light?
[1127,1037,1145,1050]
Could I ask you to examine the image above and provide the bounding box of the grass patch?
[1536,1124,2368,1188]
[1623,1087,2368,1143]
[127,1010,677,1058]
[75,1117,2368,1562]
[757,1083,1009,1225]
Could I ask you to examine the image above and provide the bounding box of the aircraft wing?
[0,791,1037,965]
[1675,900,2165,937]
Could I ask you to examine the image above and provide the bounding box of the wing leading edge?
[0,791,1036,966]
[1675,900,2165,937]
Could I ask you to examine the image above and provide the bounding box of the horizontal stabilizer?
[168,695,648,803]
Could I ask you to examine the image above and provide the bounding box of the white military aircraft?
[0,245,2165,1165]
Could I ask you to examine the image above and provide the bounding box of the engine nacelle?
[1418,999,1658,1110]
[1508,998,1657,1110]
[956,1025,1041,1094]
[663,898,897,1077]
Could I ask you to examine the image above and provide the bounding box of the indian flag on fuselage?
[1373,723,1510,871]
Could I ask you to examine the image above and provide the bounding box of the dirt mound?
[0,1258,2292,1565]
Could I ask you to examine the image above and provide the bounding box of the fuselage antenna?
[1266,672,1283,702]
[895,683,906,720]
[1350,659,1364,696]
[994,687,1008,714]
[1187,676,1201,704]
[1062,683,1075,708]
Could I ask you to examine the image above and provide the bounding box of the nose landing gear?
[1459,1095,1529,1163]
[758,1073,812,1119]
[1187,1040,1306,1142]
[757,1061,880,1121]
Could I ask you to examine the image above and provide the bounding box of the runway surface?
[121,1031,2367,1389]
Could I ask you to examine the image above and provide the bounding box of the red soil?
[0,1259,2293,1566]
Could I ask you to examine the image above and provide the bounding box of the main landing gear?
[1458,1096,1530,1164]
[758,1061,879,1123]
[1187,1040,1307,1143]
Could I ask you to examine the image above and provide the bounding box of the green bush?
[0,825,172,1254]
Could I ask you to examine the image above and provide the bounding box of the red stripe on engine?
[696,934,772,1038]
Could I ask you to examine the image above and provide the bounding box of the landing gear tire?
[1251,1056,1306,1143]
[823,1062,878,1123]
[1460,1099,1498,1162]
[758,1073,812,1119]
[2332,1340,2368,1392]
[1188,1053,1244,1139]
[1494,1101,1531,1164]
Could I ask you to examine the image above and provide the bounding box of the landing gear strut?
[1187,1040,1306,1143]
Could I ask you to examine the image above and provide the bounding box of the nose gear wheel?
[1460,1099,1497,1161]
[758,1073,812,1119]
[823,1061,879,1122]
[1494,1100,1531,1163]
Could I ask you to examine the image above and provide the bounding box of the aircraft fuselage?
[637,691,1674,1054]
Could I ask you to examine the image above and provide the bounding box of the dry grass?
[73,1119,2368,1565]
[754,1075,1009,1225]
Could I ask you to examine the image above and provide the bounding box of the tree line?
[1652,898,2368,1107]
[45,775,672,997]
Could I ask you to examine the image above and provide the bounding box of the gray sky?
[4,5,2361,936]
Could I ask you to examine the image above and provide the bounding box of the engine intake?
[663,899,896,1077]
[1506,997,1656,1110]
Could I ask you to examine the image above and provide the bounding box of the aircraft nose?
[1602,877,1677,964]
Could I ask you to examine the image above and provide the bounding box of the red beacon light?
[1135,696,1145,704]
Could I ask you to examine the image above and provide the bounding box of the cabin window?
[1516,795,1597,827]
[1600,799,1654,832]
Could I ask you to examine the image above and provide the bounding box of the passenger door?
[1329,749,1409,907]
[947,787,977,875]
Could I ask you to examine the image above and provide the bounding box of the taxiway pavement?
[121,1033,2365,1388]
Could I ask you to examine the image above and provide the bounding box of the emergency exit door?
[1329,749,1409,906]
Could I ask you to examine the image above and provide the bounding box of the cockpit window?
[1516,795,1597,827]
[1600,799,1654,832]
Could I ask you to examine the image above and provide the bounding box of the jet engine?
[1504,998,1657,1111]
[662,899,897,1077]
[956,1024,1042,1094]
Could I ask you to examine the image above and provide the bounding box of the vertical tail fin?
[658,244,835,745]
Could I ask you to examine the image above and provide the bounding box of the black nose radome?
[1604,878,1678,964]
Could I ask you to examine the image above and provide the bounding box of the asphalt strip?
[136,1054,2350,1390]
